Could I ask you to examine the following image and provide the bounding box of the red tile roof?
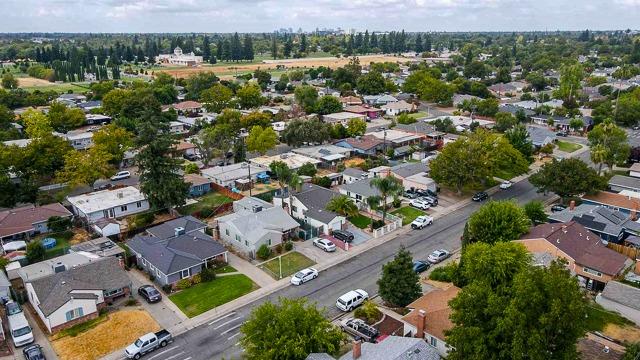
[0,203,72,238]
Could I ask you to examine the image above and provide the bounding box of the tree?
[297,162,317,177]
[529,158,606,198]
[246,125,278,155]
[1,73,18,89]
[22,109,53,139]
[326,195,359,217]
[377,246,422,307]
[240,297,344,360]
[369,176,403,222]
[569,118,584,133]
[26,241,46,263]
[56,148,114,187]
[554,63,583,103]
[185,71,219,100]
[91,124,133,166]
[346,118,367,137]
[253,69,271,90]
[588,118,630,174]
[315,95,342,115]
[237,82,264,109]
[465,200,531,246]
[194,124,234,167]
[356,71,386,95]
[623,343,640,360]
[396,113,416,125]
[200,83,233,113]
[294,85,319,113]
[494,112,518,132]
[47,102,85,132]
[47,215,72,233]
[281,118,330,147]
[523,200,548,225]
[615,89,640,127]
[504,124,533,160]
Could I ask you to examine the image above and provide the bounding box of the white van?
[336,289,369,312]
[8,312,34,347]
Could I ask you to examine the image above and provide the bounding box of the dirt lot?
[51,309,161,360]
[159,54,408,79]
[17,77,52,87]
[603,323,640,343]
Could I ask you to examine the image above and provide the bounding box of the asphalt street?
[144,179,551,360]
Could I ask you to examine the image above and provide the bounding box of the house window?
[235,234,241,242]
[65,307,84,321]
[156,269,161,277]
[430,337,437,347]
[120,205,128,212]
[291,206,298,213]
[142,258,147,266]
[136,201,142,208]
[225,229,230,236]
[181,269,190,279]
[583,267,602,277]
[356,194,362,200]
[268,239,272,246]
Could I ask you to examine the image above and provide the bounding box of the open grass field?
[260,251,315,280]
[51,309,161,360]
[556,141,582,153]
[391,206,426,225]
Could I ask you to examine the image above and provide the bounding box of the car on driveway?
[556,131,568,137]
[313,238,336,252]
[472,192,488,201]
[499,181,513,190]
[411,215,434,229]
[428,249,450,263]
[6,301,22,316]
[404,191,418,199]
[410,199,430,210]
[413,260,431,273]
[23,344,45,360]
[332,229,355,243]
[290,267,319,285]
[110,170,131,181]
[551,204,567,212]
[138,285,162,303]
[421,196,438,206]
[340,317,380,343]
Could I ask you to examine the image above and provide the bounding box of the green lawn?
[214,265,237,274]
[408,111,429,119]
[169,274,258,318]
[260,252,315,280]
[585,303,634,332]
[36,230,74,259]
[391,206,426,226]
[556,141,582,153]
[179,192,234,216]
[21,82,91,93]
[348,214,372,229]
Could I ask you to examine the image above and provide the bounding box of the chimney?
[352,340,362,360]
[415,309,426,339]
[569,200,575,211]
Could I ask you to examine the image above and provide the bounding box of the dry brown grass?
[17,77,52,87]
[602,323,640,343]
[51,309,161,360]
[344,158,366,168]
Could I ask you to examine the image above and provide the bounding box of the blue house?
[184,174,212,197]
[334,135,384,156]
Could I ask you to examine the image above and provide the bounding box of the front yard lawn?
[169,274,258,317]
[408,111,429,119]
[214,265,238,274]
[348,214,372,229]
[585,302,633,332]
[556,141,582,153]
[179,191,234,215]
[391,206,425,226]
[260,251,315,280]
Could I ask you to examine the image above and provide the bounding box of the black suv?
[23,344,45,360]
[332,229,355,243]
[472,192,489,202]
[138,285,162,303]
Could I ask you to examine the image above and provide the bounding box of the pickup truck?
[125,330,172,359]
[339,317,380,343]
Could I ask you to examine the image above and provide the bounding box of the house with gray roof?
[549,204,640,243]
[340,337,439,360]
[216,198,299,259]
[596,281,640,326]
[342,167,368,184]
[527,126,556,147]
[338,178,392,208]
[274,184,346,236]
[609,175,640,193]
[25,257,130,333]
[127,216,228,286]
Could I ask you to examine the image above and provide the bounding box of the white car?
[428,249,450,264]
[336,289,369,312]
[313,238,336,252]
[410,199,430,210]
[110,171,131,181]
[499,181,513,190]
[411,215,434,229]
[290,267,318,285]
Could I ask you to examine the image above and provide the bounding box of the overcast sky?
[2,0,639,33]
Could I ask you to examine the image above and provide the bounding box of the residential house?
[63,130,94,150]
[216,197,299,258]
[333,336,439,360]
[323,112,367,125]
[452,94,480,107]
[67,186,150,227]
[317,87,340,97]
[402,285,460,357]
[577,337,624,360]
[77,101,102,113]
[530,115,594,132]
[274,183,346,236]
[488,81,525,96]
[85,114,111,125]
[381,100,415,116]
[596,281,640,326]
[340,96,363,107]
[250,152,321,171]
[342,168,368,184]
[424,115,494,132]
[56,93,87,105]
[582,191,640,216]
[517,221,632,290]
[368,166,391,178]
[390,162,429,182]
[127,216,228,286]
[344,105,383,120]
[173,101,203,116]
[363,94,398,105]
[184,173,212,197]
[527,126,557,147]
[18,252,98,283]
[403,173,436,192]
[338,177,392,208]
[548,203,640,243]
[630,163,640,178]
[201,162,266,188]
[26,258,130,333]
[609,175,640,193]
[499,104,535,118]
[174,140,198,157]
[69,237,125,258]
[169,121,189,135]
[334,135,385,156]
[0,203,72,243]
[292,145,352,167]
[368,129,421,148]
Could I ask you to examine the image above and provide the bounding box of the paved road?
[139,178,550,360]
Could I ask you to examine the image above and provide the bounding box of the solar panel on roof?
[596,207,624,225]
[573,216,606,231]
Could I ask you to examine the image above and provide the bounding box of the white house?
[155,47,203,66]
[338,177,393,208]
[342,168,368,184]
[273,184,346,235]
[67,186,149,225]
[250,152,321,171]
[169,121,188,135]
[63,130,94,150]
[381,100,415,116]
[323,112,367,125]
[201,162,267,188]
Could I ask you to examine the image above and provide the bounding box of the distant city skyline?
[1,0,639,33]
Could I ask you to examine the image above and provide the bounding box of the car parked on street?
[125,330,173,359]
[23,344,45,360]
[332,229,354,243]
[336,289,369,312]
[472,192,488,202]
[428,249,450,264]
[556,131,568,137]
[290,267,319,285]
[312,238,336,252]
[138,285,162,303]
[413,260,431,273]
[410,199,430,210]
[340,317,380,343]
[411,215,434,230]
[551,204,567,212]
[500,181,513,190]
[110,170,131,181]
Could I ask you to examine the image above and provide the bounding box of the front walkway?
[227,252,276,288]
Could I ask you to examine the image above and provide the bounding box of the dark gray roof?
[609,175,640,191]
[342,167,367,178]
[393,122,436,135]
[601,281,640,311]
[29,258,130,316]
[499,104,535,117]
[549,204,640,237]
[339,178,382,198]
[527,126,556,146]
[391,162,429,178]
[146,216,207,239]
[294,184,342,223]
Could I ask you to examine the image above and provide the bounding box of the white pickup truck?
[125,330,172,359]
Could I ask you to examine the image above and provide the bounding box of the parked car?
[404,191,418,199]
[336,289,369,312]
[125,330,173,359]
[472,192,488,202]
[332,229,355,243]
[410,199,430,210]
[499,181,513,190]
[110,170,131,181]
[183,153,199,161]
[413,260,431,273]
[313,238,336,252]
[551,204,567,212]
[556,131,568,137]
[421,196,438,206]
[290,268,319,285]
[138,285,162,303]
[5,301,22,316]
[340,317,380,343]
[411,215,434,230]
[8,312,33,347]
[428,249,450,264]
[22,344,45,360]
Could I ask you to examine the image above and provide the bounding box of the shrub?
[161,284,173,294]
[429,262,459,283]
[256,244,272,260]
[184,162,199,174]
[284,241,294,251]
[396,113,416,125]
[275,243,283,254]
[354,300,383,325]
[47,216,72,233]
[372,220,385,229]
[198,206,215,219]
[191,273,202,285]
[26,242,46,263]
[392,198,402,208]
[125,298,138,306]
[176,278,192,290]
[201,267,217,282]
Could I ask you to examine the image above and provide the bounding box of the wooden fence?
[607,243,639,260]
[210,183,244,200]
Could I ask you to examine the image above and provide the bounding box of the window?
[120,205,128,212]
[235,234,241,242]
[268,239,272,246]
[65,307,84,321]
[181,269,190,279]
[291,206,298,213]
[356,194,362,200]
[430,337,437,347]
[225,229,230,236]
[583,267,602,277]
[142,258,147,266]
[136,201,142,208]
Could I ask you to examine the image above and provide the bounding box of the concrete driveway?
[19,305,59,360]
[126,270,187,330]
[345,225,371,245]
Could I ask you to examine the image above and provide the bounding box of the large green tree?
[246,125,278,156]
[294,85,319,113]
[529,158,606,198]
[185,71,219,100]
[92,124,133,166]
[236,82,264,109]
[56,148,114,187]
[587,118,630,174]
[200,83,233,113]
[504,124,533,160]
[281,118,331,147]
[356,71,386,95]
[377,246,422,307]
[315,95,342,115]
[465,200,531,246]
[194,124,234,167]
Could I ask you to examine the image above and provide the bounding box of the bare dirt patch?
[18,77,52,87]
[602,323,640,343]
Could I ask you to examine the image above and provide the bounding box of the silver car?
[313,238,337,252]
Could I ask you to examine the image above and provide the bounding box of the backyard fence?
[210,183,244,200]
[372,211,403,238]
[607,243,639,260]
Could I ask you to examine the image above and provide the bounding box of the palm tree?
[590,143,608,175]
[366,195,381,231]
[326,195,359,217]
[369,177,403,223]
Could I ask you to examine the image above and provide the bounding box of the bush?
[125,298,138,306]
[191,273,202,285]
[130,212,154,230]
[256,244,272,260]
[47,216,72,233]
[184,162,199,174]
[26,242,46,263]
[162,284,173,294]
[275,243,283,254]
[354,300,383,324]
[429,262,459,283]
[176,278,192,290]
[392,198,402,208]
[396,113,416,125]
[198,206,215,218]
[372,220,385,229]
[284,241,294,251]
[201,267,217,282]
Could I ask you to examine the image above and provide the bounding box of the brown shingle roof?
[174,101,202,110]
[344,105,382,114]
[340,96,362,105]
[583,192,640,212]
[341,135,384,151]
[401,285,460,340]
[184,174,211,187]
[0,203,72,238]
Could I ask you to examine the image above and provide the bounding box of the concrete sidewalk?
[227,252,275,288]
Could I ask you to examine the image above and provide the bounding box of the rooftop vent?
[252,205,263,213]
[174,227,186,237]
[52,262,66,273]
